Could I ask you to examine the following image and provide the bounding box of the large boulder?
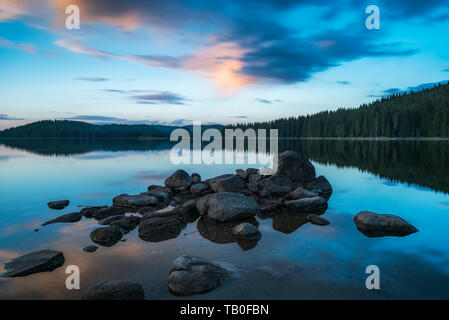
[208,174,245,193]
[284,196,328,213]
[82,280,145,300]
[90,226,123,247]
[113,193,159,208]
[138,214,186,242]
[47,200,69,210]
[109,216,140,233]
[164,169,192,191]
[276,151,315,182]
[0,250,65,277]
[168,255,230,296]
[354,211,419,237]
[305,175,333,200]
[196,192,259,222]
[232,222,261,241]
[41,212,82,226]
[93,206,126,220]
[285,186,318,200]
[258,174,292,197]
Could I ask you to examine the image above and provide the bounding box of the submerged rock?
[90,226,123,247]
[168,255,230,296]
[306,175,333,200]
[83,245,98,253]
[306,213,330,226]
[197,192,259,222]
[1,250,65,277]
[208,174,245,193]
[276,151,316,182]
[41,212,82,226]
[285,186,318,200]
[232,222,261,241]
[354,211,419,237]
[93,206,125,220]
[284,196,328,213]
[197,216,259,244]
[82,280,145,300]
[47,200,69,210]
[165,169,192,191]
[81,206,107,218]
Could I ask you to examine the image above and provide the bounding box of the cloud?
[335,80,351,85]
[132,91,187,105]
[369,80,449,97]
[75,77,109,82]
[103,89,126,93]
[64,115,127,121]
[232,115,249,119]
[0,114,24,120]
[255,98,280,104]
[0,36,38,53]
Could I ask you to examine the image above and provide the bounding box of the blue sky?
[0,0,449,129]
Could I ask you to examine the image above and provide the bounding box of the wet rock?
[236,169,248,180]
[109,216,140,233]
[0,250,65,277]
[190,183,209,194]
[285,186,319,200]
[208,174,245,193]
[246,168,259,176]
[138,214,186,242]
[354,211,419,237]
[81,206,108,218]
[276,151,316,182]
[305,175,333,200]
[197,216,259,244]
[41,212,82,226]
[197,192,259,222]
[168,255,230,296]
[191,173,201,183]
[82,280,145,300]
[137,206,155,215]
[98,215,126,225]
[258,174,293,197]
[47,200,69,210]
[93,206,125,220]
[232,222,261,241]
[164,169,192,191]
[147,184,162,191]
[272,212,308,234]
[306,214,330,226]
[83,245,98,253]
[113,193,159,208]
[90,226,123,247]
[284,196,328,213]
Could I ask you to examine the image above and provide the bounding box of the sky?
[0,0,449,130]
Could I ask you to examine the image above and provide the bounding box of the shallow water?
[0,139,448,299]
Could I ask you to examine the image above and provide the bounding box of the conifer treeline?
[228,83,449,137]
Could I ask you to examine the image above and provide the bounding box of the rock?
[81,206,108,218]
[82,280,145,300]
[90,226,123,247]
[306,214,330,226]
[138,215,186,242]
[276,151,316,182]
[208,174,245,193]
[98,215,126,225]
[113,193,159,208]
[191,173,201,183]
[305,175,333,200]
[284,196,328,213]
[247,173,262,193]
[47,200,70,210]
[147,184,162,191]
[285,186,319,200]
[246,168,259,176]
[232,223,261,241]
[258,174,292,197]
[0,250,65,277]
[109,216,140,233]
[190,183,209,194]
[272,212,308,234]
[354,211,419,237]
[144,190,171,203]
[137,206,155,215]
[168,255,230,296]
[236,169,248,180]
[197,192,259,222]
[93,206,125,220]
[197,216,259,244]
[41,212,82,226]
[164,169,192,191]
[83,245,98,253]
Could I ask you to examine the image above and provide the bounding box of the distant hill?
[227,82,449,137]
[0,120,222,138]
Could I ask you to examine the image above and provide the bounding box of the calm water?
[0,139,449,299]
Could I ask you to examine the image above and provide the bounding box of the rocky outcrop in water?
[232,222,261,241]
[82,280,145,300]
[90,226,123,246]
[41,212,82,226]
[354,211,418,237]
[47,200,69,210]
[0,250,65,277]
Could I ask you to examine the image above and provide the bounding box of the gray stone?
[354,211,419,237]
[113,193,159,208]
[208,174,245,193]
[246,168,259,176]
[138,214,186,242]
[82,280,145,300]
[93,206,126,220]
[41,212,82,226]
[232,223,261,241]
[47,200,70,210]
[191,173,201,183]
[306,175,333,200]
[285,186,319,200]
[80,206,107,218]
[306,214,330,226]
[90,226,123,247]
[109,216,140,233]
[1,250,65,277]
[276,151,316,182]
[168,255,230,296]
[197,192,259,222]
[236,169,248,180]
[258,174,293,197]
[165,169,192,191]
[83,245,98,253]
[190,183,209,194]
[284,196,328,213]
[98,215,126,225]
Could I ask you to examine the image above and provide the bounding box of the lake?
[0,138,448,299]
